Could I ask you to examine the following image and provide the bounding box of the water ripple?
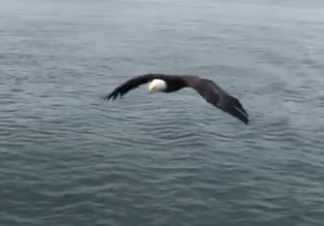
[1,0,324,225]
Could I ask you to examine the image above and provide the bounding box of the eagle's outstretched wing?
[186,77,249,124]
[104,74,166,100]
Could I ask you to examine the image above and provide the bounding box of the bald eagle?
[105,73,249,125]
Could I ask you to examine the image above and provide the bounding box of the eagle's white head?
[148,79,167,93]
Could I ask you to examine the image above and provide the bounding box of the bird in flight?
[104,73,249,125]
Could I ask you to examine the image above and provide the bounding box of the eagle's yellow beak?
[148,83,157,93]
[149,86,157,93]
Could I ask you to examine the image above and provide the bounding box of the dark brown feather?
[182,76,249,124]
[104,74,166,100]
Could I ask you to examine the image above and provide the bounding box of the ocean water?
[1,0,324,225]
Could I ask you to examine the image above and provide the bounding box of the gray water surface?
[1,0,324,225]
